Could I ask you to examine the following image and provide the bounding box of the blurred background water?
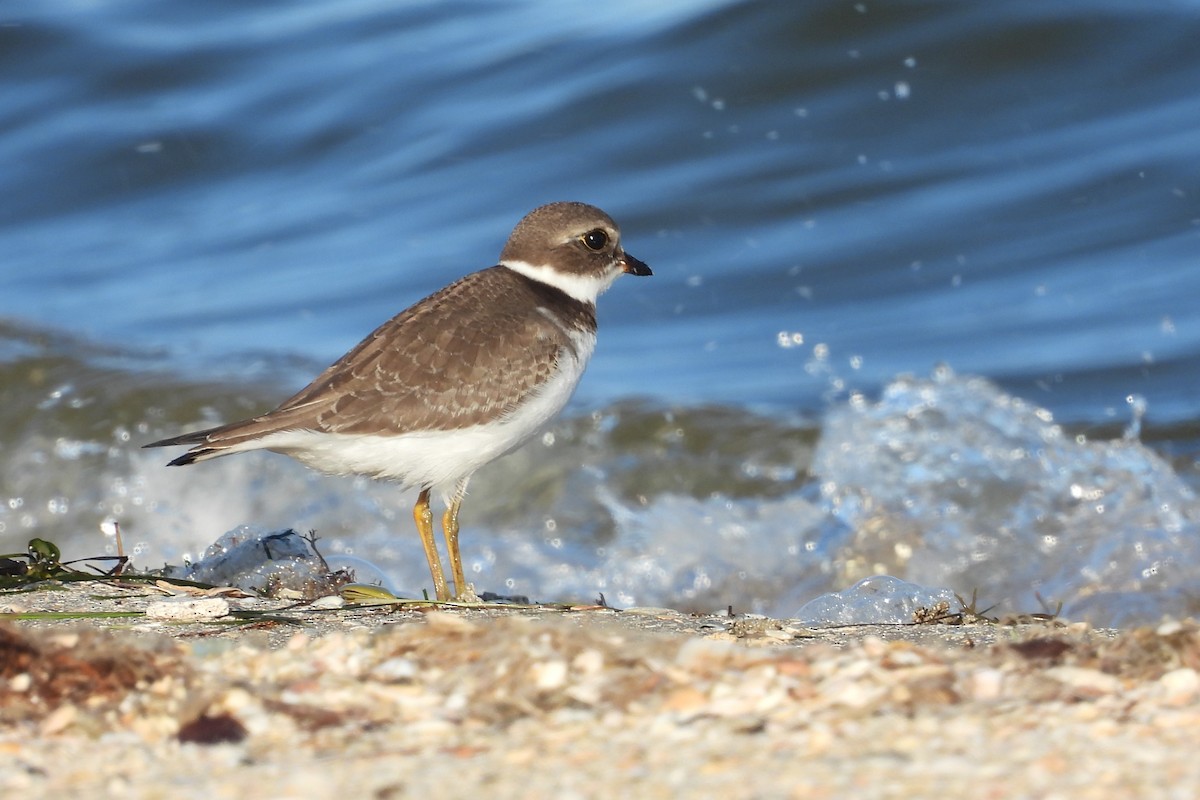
[2,0,1198,625]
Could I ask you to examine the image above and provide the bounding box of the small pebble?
[1158,668,1200,705]
[675,637,737,671]
[38,705,78,736]
[1157,619,1184,636]
[1045,666,1123,696]
[531,660,569,691]
[572,649,605,675]
[372,657,419,682]
[424,611,476,632]
[145,597,231,620]
[623,607,681,618]
[970,668,1006,701]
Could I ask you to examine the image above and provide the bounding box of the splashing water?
[796,575,959,626]
[813,368,1200,625]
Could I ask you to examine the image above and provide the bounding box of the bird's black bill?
[622,253,652,277]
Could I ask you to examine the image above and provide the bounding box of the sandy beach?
[2,581,1199,798]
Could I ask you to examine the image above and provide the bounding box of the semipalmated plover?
[145,202,651,601]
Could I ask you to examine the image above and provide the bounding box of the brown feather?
[147,266,596,454]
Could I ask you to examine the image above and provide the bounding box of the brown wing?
[147,267,592,460]
[281,266,569,433]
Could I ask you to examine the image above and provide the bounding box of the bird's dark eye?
[581,229,609,251]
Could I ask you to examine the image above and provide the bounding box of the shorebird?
[145,202,651,601]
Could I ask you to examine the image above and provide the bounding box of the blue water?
[2,1,1199,624]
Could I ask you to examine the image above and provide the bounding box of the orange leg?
[442,478,470,599]
[413,488,449,601]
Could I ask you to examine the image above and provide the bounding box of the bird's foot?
[452,582,481,604]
